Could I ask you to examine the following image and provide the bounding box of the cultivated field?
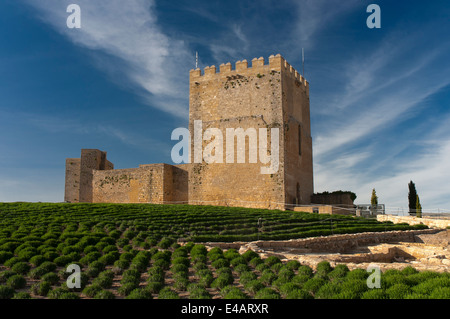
[0,202,448,299]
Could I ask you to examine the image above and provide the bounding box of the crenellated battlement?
[190,54,308,88]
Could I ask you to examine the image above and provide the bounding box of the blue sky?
[1,0,449,213]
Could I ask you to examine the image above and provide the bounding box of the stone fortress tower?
[65,54,314,210]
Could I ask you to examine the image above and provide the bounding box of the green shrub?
[120,252,134,262]
[0,270,17,283]
[158,238,173,249]
[285,260,301,271]
[118,282,139,296]
[192,255,207,265]
[102,245,118,254]
[7,275,26,289]
[13,292,32,299]
[59,292,80,299]
[217,267,232,277]
[278,268,294,282]
[361,289,388,299]
[222,286,248,299]
[173,275,189,291]
[387,283,411,299]
[382,274,408,289]
[346,269,368,280]
[429,287,450,299]
[264,256,281,267]
[158,287,180,299]
[95,290,116,299]
[412,277,450,295]
[11,262,30,275]
[285,289,313,299]
[297,265,313,278]
[53,255,73,267]
[272,277,290,290]
[244,280,265,295]
[121,270,141,286]
[249,257,263,268]
[234,263,250,275]
[207,247,223,256]
[404,293,429,299]
[83,245,98,254]
[82,284,103,298]
[242,250,259,262]
[198,273,214,288]
[212,258,230,269]
[339,279,368,299]
[315,282,341,299]
[223,249,240,261]
[188,286,211,299]
[279,283,301,297]
[86,260,105,277]
[126,288,152,299]
[130,260,149,273]
[230,256,246,267]
[172,247,188,259]
[112,260,129,274]
[98,252,119,266]
[41,272,60,285]
[153,259,170,270]
[192,256,208,271]
[260,270,277,285]
[401,266,419,276]
[239,271,257,286]
[211,274,234,290]
[303,278,326,296]
[0,251,14,263]
[255,263,269,273]
[31,281,52,296]
[29,255,46,267]
[270,263,284,274]
[148,265,165,276]
[255,287,280,299]
[43,251,58,261]
[171,263,188,274]
[0,285,15,299]
[292,274,311,286]
[182,242,194,252]
[316,261,333,274]
[406,271,440,286]
[190,244,207,256]
[92,273,114,289]
[328,264,349,282]
[146,281,164,294]
[172,257,190,268]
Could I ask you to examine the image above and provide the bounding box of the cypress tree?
[371,189,378,207]
[408,181,417,216]
[416,195,422,218]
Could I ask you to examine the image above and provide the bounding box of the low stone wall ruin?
[204,229,440,253]
[377,214,450,229]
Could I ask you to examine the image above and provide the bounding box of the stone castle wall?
[187,54,312,210]
[64,158,81,203]
[92,164,190,204]
[64,54,314,210]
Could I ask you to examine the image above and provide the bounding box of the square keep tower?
[187,54,314,210]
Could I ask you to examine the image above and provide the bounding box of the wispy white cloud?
[25,0,190,118]
[306,10,450,211]
[294,0,360,49]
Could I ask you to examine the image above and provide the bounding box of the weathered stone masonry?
[64,54,314,210]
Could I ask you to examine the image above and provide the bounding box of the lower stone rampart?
[203,229,440,253]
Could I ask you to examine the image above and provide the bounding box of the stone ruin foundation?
[206,229,450,273]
